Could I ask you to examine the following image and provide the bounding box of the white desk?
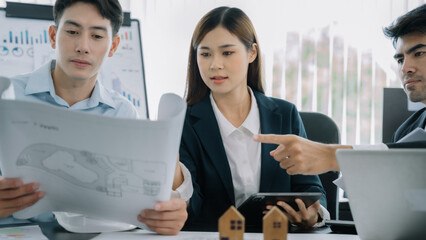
[0,223,359,240]
[92,230,360,240]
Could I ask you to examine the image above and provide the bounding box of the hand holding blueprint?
[0,77,186,229]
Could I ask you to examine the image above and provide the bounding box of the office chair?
[382,88,416,143]
[299,111,340,220]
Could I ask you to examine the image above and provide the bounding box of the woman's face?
[196,26,257,97]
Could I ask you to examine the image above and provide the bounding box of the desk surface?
[93,230,361,240]
[0,221,359,240]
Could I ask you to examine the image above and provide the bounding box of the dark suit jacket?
[387,107,426,148]
[180,91,326,231]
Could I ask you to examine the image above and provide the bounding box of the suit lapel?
[190,96,235,204]
[418,108,426,129]
[401,108,426,138]
[254,92,282,192]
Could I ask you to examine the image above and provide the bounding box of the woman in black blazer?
[180,6,327,231]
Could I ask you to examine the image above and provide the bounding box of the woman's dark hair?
[53,0,123,36]
[185,6,264,105]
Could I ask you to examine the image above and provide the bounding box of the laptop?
[336,149,426,240]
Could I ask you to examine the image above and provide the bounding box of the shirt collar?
[24,60,116,109]
[210,93,235,137]
[241,87,260,136]
[93,79,117,109]
[210,87,260,138]
[25,60,56,97]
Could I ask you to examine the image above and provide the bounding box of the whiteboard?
[0,7,148,118]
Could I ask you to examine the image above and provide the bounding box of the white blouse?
[210,88,261,207]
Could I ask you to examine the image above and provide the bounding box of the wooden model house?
[263,206,288,240]
[218,206,245,240]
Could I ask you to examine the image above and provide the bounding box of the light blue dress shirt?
[0,60,138,225]
[11,60,138,118]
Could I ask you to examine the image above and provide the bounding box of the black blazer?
[180,91,326,231]
[387,107,426,148]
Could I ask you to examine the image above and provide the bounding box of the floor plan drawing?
[16,143,166,198]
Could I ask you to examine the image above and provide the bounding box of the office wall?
[2,0,426,143]
[133,0,425,144]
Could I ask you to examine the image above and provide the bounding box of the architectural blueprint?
[17,143,165,198]
[0,77,186,229]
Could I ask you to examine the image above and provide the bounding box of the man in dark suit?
[385,4,426,144]
[253,3,426,176]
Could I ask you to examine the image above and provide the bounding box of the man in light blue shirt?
[11,59,138,119]
[0,0,189,236]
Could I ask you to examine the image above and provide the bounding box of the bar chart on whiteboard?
[0,9,148,118]
[0,17,52,76]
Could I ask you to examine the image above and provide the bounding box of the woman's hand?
[267,199,320,228]
[138,198,188,235]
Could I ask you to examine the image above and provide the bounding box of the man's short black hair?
[383,4,426,48]
[53,0,123,36]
